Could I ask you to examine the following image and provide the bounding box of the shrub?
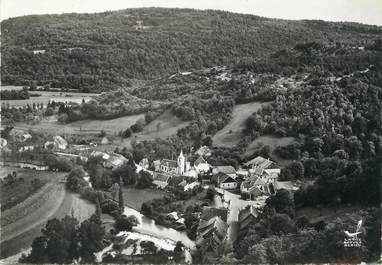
[101,199,119,215]
[80,187,98,202]
[122,128,132,138]
[141,202,153,216]
[114,215,139,232]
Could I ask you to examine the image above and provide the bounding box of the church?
[158,150,190,176]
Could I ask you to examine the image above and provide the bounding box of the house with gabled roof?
[139,158,149,169]
[89,151,127,169]
[153,173,172,189]
[196,216,228,256]
[236,168,249,178]
[249,167,265,177]
[107,153,128,169]
[263,168,280,182]
[240,181,263,198]
[212,165,236,178]
[194,156,211,174]
[240,176,275,199]
[212,172,238,190]
[244,156,273,169]
[238,205,258,232]
[200,207,228,222]
[195,145,212,157]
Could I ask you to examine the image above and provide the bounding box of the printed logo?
[343,220,362,248]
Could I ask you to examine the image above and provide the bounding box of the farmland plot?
[14,113,145,135]
[0,167,95,258]
[1,86,99,107]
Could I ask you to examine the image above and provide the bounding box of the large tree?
[78,215,105,263]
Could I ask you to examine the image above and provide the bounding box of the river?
[123,206,195,249]
[2,192,194,263]
[95,206,194,263]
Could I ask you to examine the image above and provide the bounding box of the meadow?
[212,101,267,147]
[14,113,145,135]
[1,86,99,107]
[120,187,167,210]
[119,110,191,149]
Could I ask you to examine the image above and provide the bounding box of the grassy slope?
[212,102,266,147]
[11,109,186,153]
[117,109,190,149]
[137,109,190,139]
[14,113,144,134]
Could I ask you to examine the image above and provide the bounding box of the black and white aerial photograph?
[0,0,381,264]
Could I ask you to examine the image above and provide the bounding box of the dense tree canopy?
[2,8,381,91]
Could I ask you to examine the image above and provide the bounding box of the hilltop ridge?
[2,7,382,91]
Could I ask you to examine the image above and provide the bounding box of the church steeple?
[177,150,185,175]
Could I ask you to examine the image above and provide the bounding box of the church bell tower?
[177,150,185,175]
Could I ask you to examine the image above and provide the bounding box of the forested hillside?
[2,8,382,91]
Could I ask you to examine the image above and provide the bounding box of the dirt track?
[0,182,95,259]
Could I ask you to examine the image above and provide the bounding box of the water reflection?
[123,206,195,249]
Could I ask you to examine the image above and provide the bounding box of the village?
[0,127,300,263]
[1,4,381,264]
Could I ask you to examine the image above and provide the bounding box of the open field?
[120,187,167,210]
[67,114,145,132]
[119,110,191,149]
[136,109,190,140]
[0,167,95,258]
[1,86,99,107]
[212,102,267,147]
[1,174,46,211]
[10,109,188,152]
[0,166,64,182]
[13,113,144,135]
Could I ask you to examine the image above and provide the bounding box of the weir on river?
[95,206,195,263]
[123,206,195,249]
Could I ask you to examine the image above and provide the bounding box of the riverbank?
[95,205,195,263]
[123,206,195,249]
